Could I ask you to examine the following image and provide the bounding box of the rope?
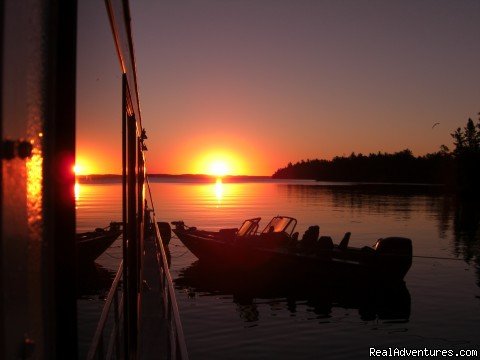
[413,255,465,261]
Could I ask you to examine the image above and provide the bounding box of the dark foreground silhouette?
[175,261,411,323]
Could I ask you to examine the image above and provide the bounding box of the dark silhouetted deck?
[140,235,169,360]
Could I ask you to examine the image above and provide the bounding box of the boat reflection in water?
[77,262,116,299]
[175,261,410,323]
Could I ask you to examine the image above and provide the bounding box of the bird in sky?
[432,122,440,129]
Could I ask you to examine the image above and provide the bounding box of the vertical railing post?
[137,140,145,338]
[121,73,129,360]
[0,1,4,352]
[43,1,79,358]
[127,112,138,359]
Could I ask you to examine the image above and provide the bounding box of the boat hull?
[173,229,412,281]
[77,229,121,263]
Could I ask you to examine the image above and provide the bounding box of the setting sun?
[209,161,229,177]
[191,150,246,176]
[73,163,88,175]
[73,156,98,175]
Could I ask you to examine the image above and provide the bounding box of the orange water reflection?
[75,181,122,232]
[147,181,444,250]
[214,178,224,205]
[75,181,81,202]
[76,179,474,259]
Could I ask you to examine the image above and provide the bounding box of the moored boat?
[77,222,122,262]
[171,216,412,281]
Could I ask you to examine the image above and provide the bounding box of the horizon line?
[75,173,273,178]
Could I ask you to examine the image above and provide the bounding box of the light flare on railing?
[150,209,189,360]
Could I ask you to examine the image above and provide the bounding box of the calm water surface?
[77,179,480,359]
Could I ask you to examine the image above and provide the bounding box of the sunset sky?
[77,0,480,176]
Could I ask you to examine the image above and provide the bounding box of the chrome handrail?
[151,214,189,360]
[86,261,124,360]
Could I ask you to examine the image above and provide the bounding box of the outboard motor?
[171,220,185,231]
[374,237,412,256]
[374,237,413,280]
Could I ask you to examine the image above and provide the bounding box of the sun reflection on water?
[75,181,81,202]
[214,178,224,205]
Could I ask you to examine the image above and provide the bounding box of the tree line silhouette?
[272,149,453,184]
[272,115,480,194]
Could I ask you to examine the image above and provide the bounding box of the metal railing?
[151,213,189,360]
[86,261,124,360]
[85,214,188,360]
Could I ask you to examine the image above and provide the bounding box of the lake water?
[77,178,480,359]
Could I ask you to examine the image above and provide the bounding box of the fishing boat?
[77,222,122,262]
[171,216,412,281]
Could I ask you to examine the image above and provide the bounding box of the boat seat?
[304,225,319,241]
[291,232,299,241]
[338,232,351,250]
[317,236,333,250]
[300,225,319,249]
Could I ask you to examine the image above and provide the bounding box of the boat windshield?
[236,218,261,237]
[261,216,297,236]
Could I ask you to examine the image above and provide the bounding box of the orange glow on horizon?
[75,141,120,174]
[191,150,247,176]
[76,131,276,175]
[73,156,97,175]
[73,163,90,176]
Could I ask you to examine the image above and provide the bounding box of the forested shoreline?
[273,116,480,195]
[272,149,453,184]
